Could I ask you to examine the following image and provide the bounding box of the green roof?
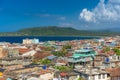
[75,49,93,53]
[73,49,97,58]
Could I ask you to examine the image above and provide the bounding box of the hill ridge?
[0,26,119,36]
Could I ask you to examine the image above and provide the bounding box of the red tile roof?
[0,77,6,80]
[65,53,72,57]
[33,51,52,60]
[39,69,53,75]
[60,72,67,77]
[19,48,31,55]
[106,68,120,77]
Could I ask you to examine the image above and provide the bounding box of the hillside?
[18,26,81,36]
[0,26,119,36]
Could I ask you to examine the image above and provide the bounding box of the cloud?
[109,0,120,3]
[79,0,120,23]
[80,9,95,22]
[58,16,66,20]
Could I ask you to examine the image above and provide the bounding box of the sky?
[0,0,120,32]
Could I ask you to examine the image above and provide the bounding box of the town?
[0,36,120,80]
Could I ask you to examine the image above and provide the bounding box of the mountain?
[96,27,120,33]
[105,28,120,32]
[0,26,119,36]
[18,26,81,36]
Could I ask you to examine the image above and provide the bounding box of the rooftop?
[74,67,108,76]
[105,67,120,77]
[75,49,93,53]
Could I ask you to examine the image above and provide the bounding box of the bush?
[113,48,120,56]
[54,66,72,71]
[39,59,51,65]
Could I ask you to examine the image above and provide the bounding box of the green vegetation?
[63,44,72,49]
[113,48,120,56]
[103,47,111,52]
[38,59,52,65]
[54,66,72,71]
[77,77,85,80]
[51,44,72,57]
[52,50,67,57]
[44,46,55,51]
[52,44,69,57]
[0,26,119,36]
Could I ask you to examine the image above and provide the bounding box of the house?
[0,46,8,58]
[11,67,40,74]
[74,67,110,80]
[39,69,55,80]
[106,67,120,80]
[33,51,52,61]
[0,57,31,65]
[21,50,36,57]
[17,68,55,80]
[23,38,39,44]
[0,68,5,78]
[19,48,32,55]
[55,57,68,66]
[8,48,19,57]
[26,77,38,80]
[94,53,107,67]
[4,64,23,70]
[47,55,57,62]
[53,78,59,80]
[103,54,120,68]
[67,48,97,67]
[0,77,6,80]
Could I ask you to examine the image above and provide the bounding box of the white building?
[23,38,39,44]
[74,67,110,80]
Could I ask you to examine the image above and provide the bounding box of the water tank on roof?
[105,57,110,63]
[42,65,47,70]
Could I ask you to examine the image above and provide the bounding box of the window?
[118,56,120,60]
[98,74,101,79]
[103,74,105,79]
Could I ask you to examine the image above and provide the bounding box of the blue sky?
[0,0,120,32]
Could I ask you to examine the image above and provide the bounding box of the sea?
[0,36,100,43]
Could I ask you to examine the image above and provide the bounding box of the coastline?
[0,36,100,43]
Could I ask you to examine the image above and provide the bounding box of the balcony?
[67,57,92,63]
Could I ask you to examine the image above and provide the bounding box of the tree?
[103,47,110,53]
[39,59,51,65]
[113,48,120,56]
[52,50,67,57]
[63,44,72,49]
[45,46,55,51]
[51,44,70,57]
[52,51,61,57]
[54,66,72,71]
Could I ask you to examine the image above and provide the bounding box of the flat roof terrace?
[75,49,93,53]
